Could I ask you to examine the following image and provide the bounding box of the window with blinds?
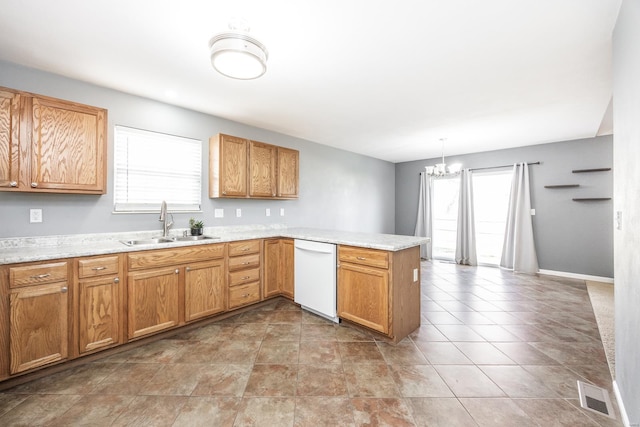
[114,126,202,212]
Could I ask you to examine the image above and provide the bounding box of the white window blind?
[114,126,202,212]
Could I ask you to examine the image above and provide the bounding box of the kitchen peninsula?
[0,226,428,388]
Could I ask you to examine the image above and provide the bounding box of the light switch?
[530,209,536,216]
[616,211,622,230]
[266,208,271,217]
[413,268,418,282]
[236,208,242,218]
[280,208,285,216]
[214,209,224,218]
[30,209,43,223]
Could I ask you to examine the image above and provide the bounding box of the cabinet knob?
[61,287,68,293]
[10,181,17,187]
[175,269,179,274]
[114,277,120,283]
[31,182,38,188]
[222,191,227,195]
[186,267,191,272]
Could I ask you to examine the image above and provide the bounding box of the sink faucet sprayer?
[159,200,173,237]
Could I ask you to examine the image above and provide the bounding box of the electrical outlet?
[214,208,224,218]
[413,268,418,282]
[280,208,285,216]
[30,209,43,223]
[236,208,242,218]
[530,208,536,216]
[266,208,271,217]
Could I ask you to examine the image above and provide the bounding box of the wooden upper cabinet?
[209,133,298,199]
[210,134,248,198]
[30,96,106,193]
[249,140,277,197]
[0,89,20,190]
[277,147,299,199]
[0,86,107,194]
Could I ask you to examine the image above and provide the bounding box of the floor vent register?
[577,380,615,419]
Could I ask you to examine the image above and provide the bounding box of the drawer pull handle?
[30,273,50,279]
[243,293,250,298]
[241,261,251,265]
[356,256,366,260]
[242,248,250,251]
[91,266,107,271]
[61,287,68,293]
[242,276,250,280]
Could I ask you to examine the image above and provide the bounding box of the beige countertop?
[0,225,429,265]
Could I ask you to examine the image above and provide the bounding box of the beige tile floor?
[0,261,622,426]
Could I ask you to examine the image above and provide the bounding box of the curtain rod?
[418,162,540,175]
[470,161,540,172]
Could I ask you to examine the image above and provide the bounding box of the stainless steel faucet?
[159,200,173,237]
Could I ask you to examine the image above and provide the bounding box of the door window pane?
[432,176,460,260]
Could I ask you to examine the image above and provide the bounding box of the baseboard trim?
[613,380,633,427]
[538,269,614,284]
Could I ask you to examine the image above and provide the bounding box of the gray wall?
[0,61,395,238]
[613,0,640,424]
[395,137,613,278]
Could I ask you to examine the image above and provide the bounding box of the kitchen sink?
[120,235,220,246]
[120,237,174,246]
[173,235,220,241]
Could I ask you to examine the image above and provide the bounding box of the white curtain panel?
[414,172,433,260]
[500,163,539,274]
[455,169,478,266]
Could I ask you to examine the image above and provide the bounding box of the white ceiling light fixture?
[209,19,268,80]
[425,138,462,176]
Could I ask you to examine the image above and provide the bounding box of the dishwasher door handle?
[295,246,335,255]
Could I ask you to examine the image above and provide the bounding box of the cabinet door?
[210,134,247,197]
[30,96,106,193]
[249,141,277,197]
[337,263,389,334]
[127,267,179,339]
[9,282,69,374]
[280,239,295,299]
[0,89,20,190]
[78,276,120,354]
[277,147,299,198]
[263,239,281,298]
[185,259,226,322]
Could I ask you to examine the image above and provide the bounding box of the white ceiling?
[0,0,621,163]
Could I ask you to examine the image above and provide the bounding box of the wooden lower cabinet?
[76,254,123,356]
[185,259,226,322]
[337,245,421,343]
[127,267,180,340]
[228,240,261,308]
[338,262,389,334]
[262,238,294,300]
[6,261,70,375]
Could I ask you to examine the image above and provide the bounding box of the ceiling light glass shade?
[209,33,268,80]
[425,139,462,177]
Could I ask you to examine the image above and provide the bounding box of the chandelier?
[425,138,462,176]
[209,19,268,80]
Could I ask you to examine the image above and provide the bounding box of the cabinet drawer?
[128,243,225,270]
[229,267,260,286]
[228,282,260,308]
[228,253,260,271]
[10,262,68,288]
[229,240,260,256]
[78,255,119,279]
[339,246,389,269]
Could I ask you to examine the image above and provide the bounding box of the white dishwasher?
[294,239,339,323]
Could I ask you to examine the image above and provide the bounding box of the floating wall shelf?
[544,184,580,189]
[572,198,611,201]
[572,168,611,173]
